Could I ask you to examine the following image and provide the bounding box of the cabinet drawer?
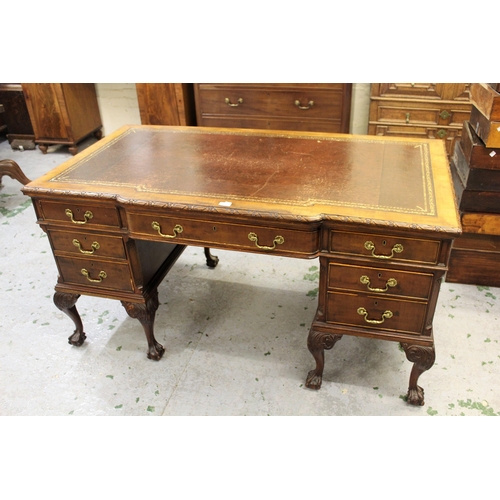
[48,229,126,259]
[329,230,441,264]
[326,291,427,335]
[327,262,433,299]
[56,256,134,291]
[196,85,343,120]
[374,104,470,128]
[128,213,318,257]
[39,200,120,228]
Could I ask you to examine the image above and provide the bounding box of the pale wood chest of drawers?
[368,83,472,156]
[194,84,352,133]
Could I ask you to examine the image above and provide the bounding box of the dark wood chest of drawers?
[194,84,352,133]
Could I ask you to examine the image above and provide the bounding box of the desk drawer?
[39,200,121,228]
[327,262,433,299]
[48,229,126,259]
[56,256,134,292]
[326,291,427,335]
[329,230,441,265]
[128,213,318,256]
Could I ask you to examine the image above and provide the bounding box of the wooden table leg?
[0,159,32,186]
[401,342,436,406]
[121,289,165,361]
[305,327,343,390]
[53,292,87,346]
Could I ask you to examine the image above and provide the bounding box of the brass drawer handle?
[364,241,403,259]
[405,112,410,123]
[357,307,393,324]
[248,232,284,250]
[81,269,107,283]
[151,221,183,239]
[225,97,243,107]
[73,239,100,254]
[295,99,314,110]
[360,275,397,292]
[65,209,93,225]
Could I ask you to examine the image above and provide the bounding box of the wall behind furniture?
[94,83,371,136]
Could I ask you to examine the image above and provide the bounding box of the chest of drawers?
[368,83,472,156]
[194,84,352,133]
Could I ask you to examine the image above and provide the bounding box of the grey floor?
[1,135,499,416]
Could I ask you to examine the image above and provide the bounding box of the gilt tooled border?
[49,128,437,217]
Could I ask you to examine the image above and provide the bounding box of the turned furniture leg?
[204,247,219,268]
[53,292,87,346]
[38,144,48,154]
[305,328,343,390]
[401,343,436,406]
[121,289,164,361]
[0,159,32,186]
[68,146,78,155]
[94,129,103,140]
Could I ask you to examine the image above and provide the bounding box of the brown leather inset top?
[24,125,461,233]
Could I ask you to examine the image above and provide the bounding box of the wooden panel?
[470,106,500,148]
[461,213,500,235]
[446,233,500,286]
[452,139,500,191]
[61,83,102,141]
[22,84,68,140]
[373,83,470,101]
[460,121,500,170]
[470,83,500,121]
[136,83,195,126]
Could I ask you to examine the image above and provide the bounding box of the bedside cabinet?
[194,84,352,133]
[22,83,103,155]
[368,83,472,156]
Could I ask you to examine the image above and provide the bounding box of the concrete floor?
[1,135,499,416]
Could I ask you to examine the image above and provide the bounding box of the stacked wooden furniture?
[446,83,500,286]
[136,84,196,126]
[368,83,472,156]
[194,84,352,133]
[21,84,103,155]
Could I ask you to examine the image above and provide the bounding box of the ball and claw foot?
[204,247,219,268]
[68,330,87,347]
[406,385,425,406]
[305,370,323,390]
[147,341,165,361]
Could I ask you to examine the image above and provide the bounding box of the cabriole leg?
[401,343,436,406]
[121,289,164,361]
[204,247,219,268]
[53,291,86,346]
[305,328,343,390]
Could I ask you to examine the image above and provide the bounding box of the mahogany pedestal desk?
[23,125,461,406]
